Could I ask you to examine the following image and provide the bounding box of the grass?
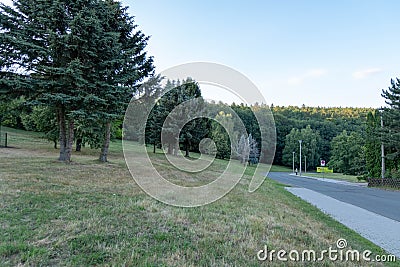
[269,165,293,172]
[0,127,398,266]
[304,172,362,183]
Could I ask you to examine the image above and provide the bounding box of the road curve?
[267,172,400,222]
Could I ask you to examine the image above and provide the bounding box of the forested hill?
[203,101,375,171]
[271,105,373,120]
[269,105,374,166]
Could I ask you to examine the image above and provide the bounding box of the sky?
[2,0,400,107]
[126,0,400,107]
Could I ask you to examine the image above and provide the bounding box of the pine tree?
[0,0,153,162]
[95,0,154,162]
[144,75,166,153]
[155,79,203,156]
[381,78,400,170]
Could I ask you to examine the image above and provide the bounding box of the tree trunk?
[64,119,74,163]
[76,138,82,152]
[99,121,111,162]
[53,140,57,149]
[174,140,179,156]
[58,107,67,161]
[167,143,173,154]
[185,139,190,157]
[153,142,156,153]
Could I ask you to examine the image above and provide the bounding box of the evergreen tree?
[365,111,382,178]
[95,0,154,162]
[210,111,235,159]
[381,78,400,173]
[0,0,153,162]
[144,76,167,153]
[155,79,204,156]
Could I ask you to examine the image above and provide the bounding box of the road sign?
[321,159,326,166]
[317,167,333,173]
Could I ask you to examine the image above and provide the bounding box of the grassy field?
[0,127,396,266]
[269,165,292,172]
[304,172,362,183]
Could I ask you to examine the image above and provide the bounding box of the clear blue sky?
[125,0,400,107]
[3,0,399,107]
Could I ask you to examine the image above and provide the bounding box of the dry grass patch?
[0,127,396,266]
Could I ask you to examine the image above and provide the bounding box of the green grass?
[304,172,362,183]
[0,127,397,266]
[270,165,292,172]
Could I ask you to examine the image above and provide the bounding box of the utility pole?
[381,113,385,183]
[292,151,295,174]
[299,140,303,176]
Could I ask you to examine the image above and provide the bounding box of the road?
[267,172,400,222]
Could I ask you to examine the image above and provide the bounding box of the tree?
[248,134,259,165]
[95,0,154,162]
[270,105,370,165]
[143,75,170,153]
[0,97,25,129]
[146,103,164,153]
[237,134,250,164]
[153,79,204,156]
[0,0,153,162]
[381,78,400,174]
[210,111,235,159]
[365,111,382,178]
[20,106,59,148]
[0,0,95,161]
[253,104,275,164]
[328,130,365,175]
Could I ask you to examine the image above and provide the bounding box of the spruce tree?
[155,79,203,156]
[381,78,400,174]
[0,0,153,162]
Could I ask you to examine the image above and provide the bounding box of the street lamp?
[292,151,295,174]
[304,155,307,173]
[380,110,385,182]
[299,140,303,176]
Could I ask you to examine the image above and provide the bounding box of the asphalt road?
[268,172,400,222]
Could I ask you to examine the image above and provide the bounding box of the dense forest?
[208,103,375,174]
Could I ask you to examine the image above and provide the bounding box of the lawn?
[269,165,292,172]
[0,127,396,266]
[303,172,362,183]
